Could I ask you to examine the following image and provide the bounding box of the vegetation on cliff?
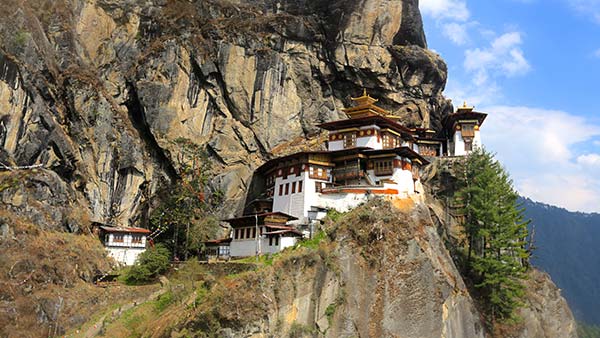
[149,139,223,260]
[454,149,530,324]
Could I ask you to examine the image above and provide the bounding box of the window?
[269,237,273,246]
[298,180,303,193]
[235,229,240,239]
[317,167,323,178]
[275,236,279,246]
[374,160,393,176]
[464,140,473,152]
[279,184,283,196]
[132,235,143,244]
[382,134,391,148]
[316,182,323,193]
[246,228,251,239]
[461,124,475,137]
[113,234,124,243]
[291,182,296,194]
[252,227,256,238]
[285,183,289,195]
[344,132,356,148]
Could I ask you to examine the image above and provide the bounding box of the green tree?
[124,244,171,284]
[454,148,530,323]
[150,139,223,260]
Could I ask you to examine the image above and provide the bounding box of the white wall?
[106,247,146,266]
[279,237,297,251]
[230,236,299,257]
[106,233,147,248]
[328,140,344,151]
[452,129,482,156]
[272,172,309,221]
[231,238,260,257]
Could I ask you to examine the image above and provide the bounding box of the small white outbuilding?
[98,226,151,266]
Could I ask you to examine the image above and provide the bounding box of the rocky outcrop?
[0,0,451,227]
[513,269,578,338]
[171,201,485,338]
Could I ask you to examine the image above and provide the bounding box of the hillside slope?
[89,200,577,338]
[521,197,600,326]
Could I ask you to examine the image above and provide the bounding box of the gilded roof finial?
[363,88,368,97]
[458,101,475,112]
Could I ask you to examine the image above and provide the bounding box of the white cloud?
[577,153,600,166]
[482,105,600,212]
[442,22,469,45]
[518,174,600,213]
[593,48,600,58]
[420,0,470,21]
[464,32,531,85]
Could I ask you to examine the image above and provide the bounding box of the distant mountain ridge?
[521,197,600,325]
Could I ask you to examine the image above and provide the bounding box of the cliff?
[0,0,450,226]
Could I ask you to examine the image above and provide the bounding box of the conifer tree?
[454,148,530,322]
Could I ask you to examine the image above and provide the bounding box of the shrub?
[289,322,315,338]
[154,291,174,312]
[124,244,171,284]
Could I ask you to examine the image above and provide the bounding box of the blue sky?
[420,0,600,213]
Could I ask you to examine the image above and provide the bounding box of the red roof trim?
[99,226,151,234]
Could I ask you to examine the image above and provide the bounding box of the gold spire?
[457,101,474,113]
[350,89,378,105]
[342,89,390,118]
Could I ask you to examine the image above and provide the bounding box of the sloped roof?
[99,226,151,234]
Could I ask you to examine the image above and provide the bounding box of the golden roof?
[456,101,475,113]
[342,89,391,118]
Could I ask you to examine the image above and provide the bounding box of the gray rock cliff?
[0,0,450,227]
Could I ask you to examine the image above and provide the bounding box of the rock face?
[0,0,450,227]
[514,269,578,338]
[174,201,486,338]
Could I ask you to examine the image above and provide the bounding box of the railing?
[332,168,363,180]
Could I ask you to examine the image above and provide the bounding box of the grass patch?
[233,253,278,266]
[325,303,337,325]
[295,231,327,250]
[325,209,346,223]
[154,291,174,313]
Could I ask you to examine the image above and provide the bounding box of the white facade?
[230,234,298,257]
[271,162,424,222]
[449,127,482,156]
[104,233,148,266]
[328,125,383,151]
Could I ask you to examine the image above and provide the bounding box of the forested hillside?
[522,197,600,325]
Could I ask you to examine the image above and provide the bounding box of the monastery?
[207,92,488,259]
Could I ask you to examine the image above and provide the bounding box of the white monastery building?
[215,92,488,257]
[98,225,151,265]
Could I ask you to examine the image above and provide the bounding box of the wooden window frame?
[298,180,303,193]
[344,132,356,148]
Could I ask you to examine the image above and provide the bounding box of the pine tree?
[454,148,530,322]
